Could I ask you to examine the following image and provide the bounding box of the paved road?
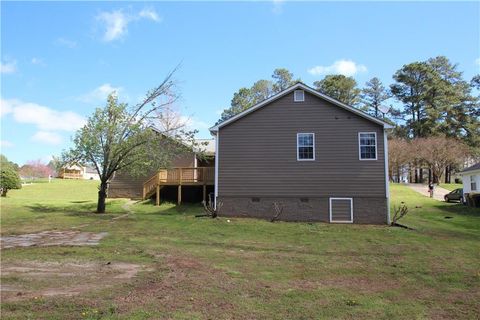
[406,183,451,201]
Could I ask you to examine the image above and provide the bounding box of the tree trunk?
[428,168,432,184]
[445,166,450,184]
[415,167,419,183]
[1,188,7,197]
[96,181,108,213]
[419,168,424,183]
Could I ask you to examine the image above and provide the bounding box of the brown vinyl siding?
[218,91,386,198]
[217,90,388,224]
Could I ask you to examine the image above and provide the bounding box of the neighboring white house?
[59,164,100,180]
[460,163,480,194]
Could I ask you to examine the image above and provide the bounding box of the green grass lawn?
[439,183,463,191]
[1,180,479,319]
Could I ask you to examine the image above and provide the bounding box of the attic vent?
[294,90,305,102]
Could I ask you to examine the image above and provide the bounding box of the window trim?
[358,132,378,161]
[297,133,315,161]
[471,175,477,191]
[294,90,305,102]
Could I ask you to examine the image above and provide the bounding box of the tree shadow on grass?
[134,199,204,217]
[25,202,120,219]
[430,202,480,218]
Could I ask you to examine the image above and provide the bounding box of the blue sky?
[1,1,479,165]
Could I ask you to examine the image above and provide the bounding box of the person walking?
[428,182,434,198]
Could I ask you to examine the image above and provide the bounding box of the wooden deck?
[143,167,215,205]
[59,172,82,179]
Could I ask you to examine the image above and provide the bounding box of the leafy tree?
[390,61,432,138]
[65,70,197,213]
[48,156,64,177]
[272,68,296,92]
[390,56,478,143]
[361,77,390,117]
[471,74,480,90]
[250,79,274,104]
[217,87,254,123]
[313,75,361,106]
[217,68,299,124]
[1,154,19,171]
[1,155,21,196]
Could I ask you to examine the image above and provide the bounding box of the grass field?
[439,183,463,191]
[1,179,479,319]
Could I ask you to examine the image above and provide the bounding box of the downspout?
[384,128,390,225]
[214,130,219,210]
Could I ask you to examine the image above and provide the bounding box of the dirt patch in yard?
[0,231,108,249]
[114,253,243,317]
[291,275,400,294]
[1,261,145,302]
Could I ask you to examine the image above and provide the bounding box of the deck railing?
[60,173,83,179]
[142,167,215,199]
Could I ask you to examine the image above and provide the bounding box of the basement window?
[294,90,305,102]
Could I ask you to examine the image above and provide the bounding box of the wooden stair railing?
[142,167,215,205]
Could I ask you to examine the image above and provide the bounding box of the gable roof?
[210,83,393,133]
[460,163,480,174]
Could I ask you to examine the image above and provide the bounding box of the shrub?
[0,166,22,197]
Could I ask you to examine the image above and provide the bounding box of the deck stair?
[142,167,215,205]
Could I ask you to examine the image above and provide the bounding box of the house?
[459,163,479,206]
[209,83,393,224]
[59,164,100,180]
[107,130,215,202]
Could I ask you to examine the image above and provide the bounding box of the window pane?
[299,146,314,159]
[298,134,313,146]
[359,133,376,159]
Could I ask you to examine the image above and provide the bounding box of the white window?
[471,175,477,191]
[297,133,315,161]
[358,132,377,160]
[294,90,305,102]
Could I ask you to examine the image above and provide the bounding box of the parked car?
[444,188,464,203]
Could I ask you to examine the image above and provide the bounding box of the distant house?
[460,163,479,199]
[209,83,393,224]
[59,164,100,180]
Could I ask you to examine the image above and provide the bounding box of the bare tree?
[388,138,411,183]
[416,136,470,183]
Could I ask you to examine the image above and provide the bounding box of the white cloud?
[97,10,130,42]
[0,60,17,74]
[55,37,78,48]
[272,0,284,14]
[139,8,161,22]
[0,140,14,148]
[308,59,368,77]
[0,98,85,131]
[96,7,161,42]
[31,131,63,145]
[476,58,480,66]
[1,99,13,117]
[79,83,123,103]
